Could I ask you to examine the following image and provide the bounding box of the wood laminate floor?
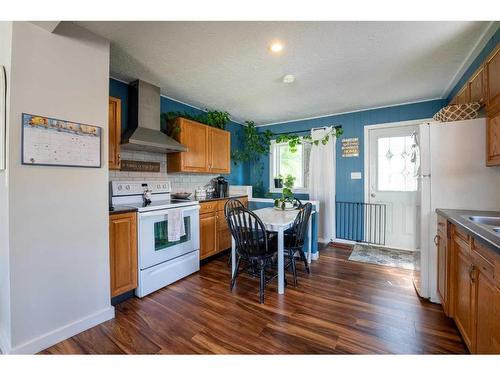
[41,246,467,354]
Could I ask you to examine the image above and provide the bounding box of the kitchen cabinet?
[167,118,231,174]
[486,107,500,166]
[453,233,475,350]
[109,212,137,297]
[469,66,486,105]
[199,197,248,260]
[456,86,470,105]
[486,45,500,109]
[438,218,500,353]
[436,215,450,315]
[108,97,122,170]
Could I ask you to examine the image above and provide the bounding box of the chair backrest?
[226,206,274,259]
[290,202,313,249]
[224,198,245,219]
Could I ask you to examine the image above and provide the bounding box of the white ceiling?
[77,21,493,125]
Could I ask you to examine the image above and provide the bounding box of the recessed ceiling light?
[269,41,284,53]
[283,74,295,84]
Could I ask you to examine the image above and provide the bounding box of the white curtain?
[308,127,336,243]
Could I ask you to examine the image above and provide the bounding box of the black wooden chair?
[284,202,313,281]
[224,198,246,265]
[226,206,278,303]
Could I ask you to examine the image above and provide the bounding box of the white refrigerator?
[415,118,500,302]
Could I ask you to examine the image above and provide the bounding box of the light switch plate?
[351,172,362,180]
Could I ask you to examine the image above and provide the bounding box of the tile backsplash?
[109,150,218,193]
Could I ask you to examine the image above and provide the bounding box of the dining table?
[231,206,313,294]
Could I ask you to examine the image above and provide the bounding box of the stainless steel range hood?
[121,79,187,153]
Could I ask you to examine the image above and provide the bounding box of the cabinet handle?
[434,234,439,246]
[469,265,476,282]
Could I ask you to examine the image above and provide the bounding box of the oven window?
[154,217,191,251]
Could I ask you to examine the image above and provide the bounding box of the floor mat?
[348,243,419,271]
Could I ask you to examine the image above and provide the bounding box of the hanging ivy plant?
[275,127,343,152]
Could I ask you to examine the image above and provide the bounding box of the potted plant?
[274,175,299,210]
[274,174,283,188]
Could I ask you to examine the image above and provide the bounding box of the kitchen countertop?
[109,205,138,215]
[436,208,500,253]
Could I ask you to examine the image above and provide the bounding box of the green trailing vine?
[275,127,343,152]
[162,109,231,130]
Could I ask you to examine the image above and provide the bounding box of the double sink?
[463,215,500,237]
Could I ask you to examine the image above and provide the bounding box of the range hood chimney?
[121,79,187,153]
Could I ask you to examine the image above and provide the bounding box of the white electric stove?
[110,180,200,298]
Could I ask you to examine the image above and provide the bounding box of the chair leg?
[291,253,298,287]
[230,256,241,291]
[299,249,310,274]
[259,265,265,304]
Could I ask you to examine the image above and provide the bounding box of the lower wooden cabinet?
[199,197,248,261]
[109,212,138,297]
[200,212,217,260]
[438,216,500,353]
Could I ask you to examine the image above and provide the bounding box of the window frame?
[269,139,310,194]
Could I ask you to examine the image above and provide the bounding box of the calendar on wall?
[22,113,101,168]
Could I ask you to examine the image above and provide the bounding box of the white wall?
[4,22,113,354]
[0,21,13,354]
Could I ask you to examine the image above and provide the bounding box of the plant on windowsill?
[274,175,300,210]
[273,174,283,188]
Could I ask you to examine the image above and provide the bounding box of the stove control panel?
[111,181,171,196]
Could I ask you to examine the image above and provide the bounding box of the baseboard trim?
[6,306,114,354]
[0,327,11,354]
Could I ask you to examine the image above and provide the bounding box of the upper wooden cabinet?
[486,107,500,166]
[469,66,487,105]
[486,46,500,109]
[456,86,470,105]
[108,97,122,170]
[167,118,231,174]
[109,212,137,297]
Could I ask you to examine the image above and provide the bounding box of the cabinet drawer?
[453,225,470,245]
[217,198,229,211]
[473,250,495,282]
[200,201,217,214]
[472,238,497,265]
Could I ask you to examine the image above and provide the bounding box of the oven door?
[138,205,200,270]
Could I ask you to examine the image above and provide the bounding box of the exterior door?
[367,124,418,250]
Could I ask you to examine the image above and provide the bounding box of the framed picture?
[22,113,102,168]
[0,65,6,170]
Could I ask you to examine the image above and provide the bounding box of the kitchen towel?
[168,209,186,242]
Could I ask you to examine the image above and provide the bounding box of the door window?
[154,217,191,251]
[377,136,417,192]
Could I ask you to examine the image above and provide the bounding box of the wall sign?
[341,137,359,158]
[22,113,101,168]
[120,159,161,173]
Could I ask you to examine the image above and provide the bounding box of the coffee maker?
[212,176,229,198]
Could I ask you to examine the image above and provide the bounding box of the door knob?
[371,193,376,198]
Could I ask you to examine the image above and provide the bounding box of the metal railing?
[336,201,387,245]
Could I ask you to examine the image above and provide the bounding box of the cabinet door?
[180,120,210,172]
[469,67,486,105]
[486,47,500,108]
[209,127,231,174]
[108,97,121,170]
[436,232,448,309]
[200,212,217,260]
[486,109,500,166]
[454,241,475,350]
[456,86,470,105]
[216,210,231,251]
[109,212,137,297]
[475,264,496,353]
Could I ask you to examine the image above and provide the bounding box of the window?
[377,135,417,192]
[270,139,311,193]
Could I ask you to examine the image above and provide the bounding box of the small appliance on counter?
[212,176,229,198]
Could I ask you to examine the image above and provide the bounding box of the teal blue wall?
[251,99,445,203]
[109,78,247,185]
[447,26,500,103]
